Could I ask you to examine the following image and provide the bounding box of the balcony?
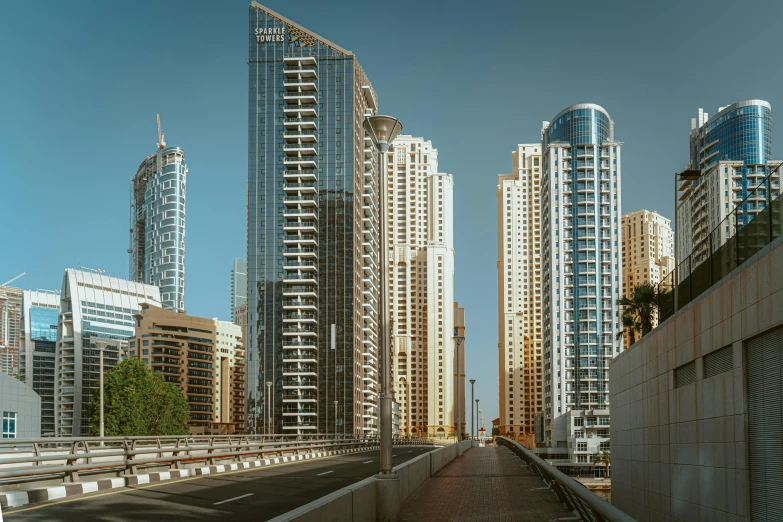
[283,273,317,285]
[283,67,317,79]
[284,78,317,92]
[283,104,317,118]
[283,298,317,311]
[283,220,317,233]
[282,286,317,298]
[284,92,317,105]
[284,144,318,157]
[283,169,317,182]
[283,195,317,207]
[283,118,318,130]
[284,259,317,271]
[283,234,317,247]
[284,131,317,143]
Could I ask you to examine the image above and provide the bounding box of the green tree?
[617,313,641,346]
[594,450,611,478]
[88,358,190,436]
[618,283,659,345]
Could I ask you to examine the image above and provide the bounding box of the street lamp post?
[334,400,338,436]
[94,340,109,439]
[266,381,272,434]
[364,115,403,476]
[453,334,464,455]
[475,399,480,437]
[469,379,476,439]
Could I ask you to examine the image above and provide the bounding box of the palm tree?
[617,313,640,346]
[618,283,659,341]
[594,450,610,478]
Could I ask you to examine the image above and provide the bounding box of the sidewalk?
[400,445,575,521]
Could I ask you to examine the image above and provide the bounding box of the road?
[2,446,434,521]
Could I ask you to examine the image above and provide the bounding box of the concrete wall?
[270,441,472,522]
[609,235,783,521]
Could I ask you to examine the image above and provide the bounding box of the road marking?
[213,493,254,505]
[2,449,380,515]
[317,470,334,476]
[363,460,373,463]
[393,454,397,456]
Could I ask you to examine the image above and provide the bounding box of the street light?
[475,399,480,437]
[266,381,273,434]
[364,114,403,476]
[334,400,338,436]
[453,333,464,451]
[469,379,476,439]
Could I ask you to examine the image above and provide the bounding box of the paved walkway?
[400,446,576,522]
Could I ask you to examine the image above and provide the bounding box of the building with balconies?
[540,104,623,451]
[247,2,381,435]
[54,269,161,437]
[677,100,781,268]
[127,304,246,434]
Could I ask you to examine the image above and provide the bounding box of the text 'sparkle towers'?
[247,2,381,435]
[130,115,187,313]
[541,104,622,447]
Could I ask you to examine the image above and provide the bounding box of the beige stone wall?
[609,235,783,521]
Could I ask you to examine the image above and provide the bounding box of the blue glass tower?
[540,104,622,445]
[247,2,381,435]
[689,100,773,226]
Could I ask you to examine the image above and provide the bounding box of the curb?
[0,445,379,510]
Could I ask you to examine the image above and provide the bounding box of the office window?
[2,412,17,439]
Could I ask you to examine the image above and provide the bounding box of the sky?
[2,0,783,429]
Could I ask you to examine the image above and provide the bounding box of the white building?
[540,104,622,460]
[55,268,161,436]
[497,144,544,448]
[385,135,456,438]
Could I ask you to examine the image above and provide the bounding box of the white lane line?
[317,470,334,476]
[363,460,373,464]
[213,493,254,505]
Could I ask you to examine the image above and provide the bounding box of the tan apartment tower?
[128,304,246,435]
[497,144,543,448]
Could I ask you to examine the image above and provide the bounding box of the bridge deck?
[401,445,576,521]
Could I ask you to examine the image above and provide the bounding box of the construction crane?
[157,114,166,151]
[1,272,27,287]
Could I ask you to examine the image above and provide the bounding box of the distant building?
[130,131,187,313]
[0,371,41,438]
[453,302,466,438]
[0,286,22,374]
[0,346,18,376]
[19,290,60,436]
[230,259,247,322]
[128,304,246,435]
[621,210,674,345]
[55,269,161,437]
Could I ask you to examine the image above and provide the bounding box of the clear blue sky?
[2,0,782,428]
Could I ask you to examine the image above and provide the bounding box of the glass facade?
[690,100,773,226]
[541,104,622,443]
[131,146,187,312]
[247,3,380,435]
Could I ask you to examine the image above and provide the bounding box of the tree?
[617,313,640,346]
[88,358,190,436]
[617,283,659,345]
[594,450,611,478]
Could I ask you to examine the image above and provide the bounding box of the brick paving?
[400,446,577,521]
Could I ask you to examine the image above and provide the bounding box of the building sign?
[256,26,286,44]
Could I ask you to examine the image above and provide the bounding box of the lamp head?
[363,115,403,152]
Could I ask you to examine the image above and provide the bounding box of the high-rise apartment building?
[497,144,544,448]
[0,286,22,373]
[20,290,60,435]
[621,210,674,344]
[540,104,623,449]
[230,258,247,322]
[677,100,780,265]
[128,304,246,434]
[384,135,456,437]
[55,269,161,436]
[247,2,381,435]
[130,128,187,313]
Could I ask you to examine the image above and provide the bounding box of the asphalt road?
[2,446,434,521]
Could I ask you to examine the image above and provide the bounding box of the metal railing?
[659,167,782,321]
[0,435,432,489]
[496,437,633,522]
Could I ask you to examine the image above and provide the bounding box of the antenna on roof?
[157,114,166,150]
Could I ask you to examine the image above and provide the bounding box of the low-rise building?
[0,371,41,438]
[128,304,245,435]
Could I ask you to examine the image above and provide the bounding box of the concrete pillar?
[375,473,400,522]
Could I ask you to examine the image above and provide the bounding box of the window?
[2,412,17,439]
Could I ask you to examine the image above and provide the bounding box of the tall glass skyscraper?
[247,2,381,435]
[230,258,247,322]
[20,290,60,435]
[540,104,622,449]
[130,137,187,313]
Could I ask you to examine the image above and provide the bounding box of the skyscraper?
[0,286,22,373]
[540,104,622,450]
[20,290,60,435]
[677,100,779,265]
[130,119,187,313]
[247,2,381,435]
[621,210,674,345]
[497,144,543,448]
[55,269,161,436]
[231,258,247,322]
[384,135,456,438]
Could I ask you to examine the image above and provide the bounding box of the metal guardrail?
[0,435,432,488]
[496,437,633,522]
